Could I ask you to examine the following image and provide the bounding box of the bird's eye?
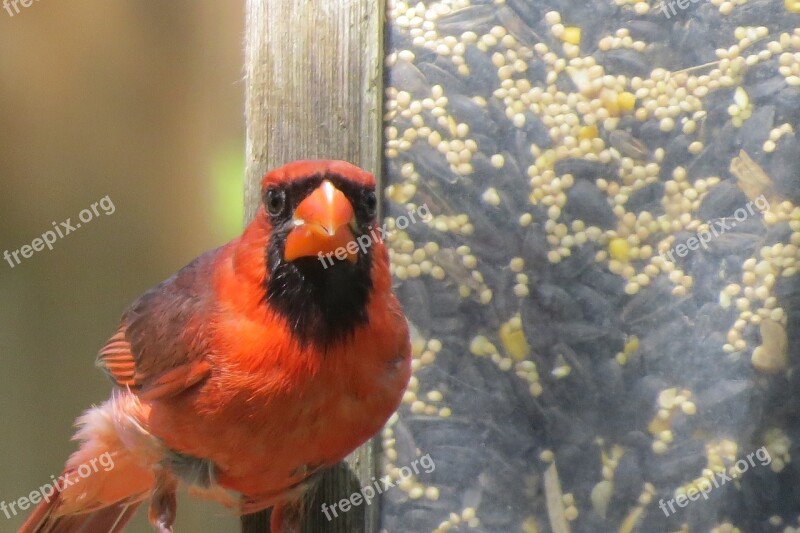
[265,188,286,216]
[362,190,377,217]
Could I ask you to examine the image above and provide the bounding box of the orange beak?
[283,180,358,263]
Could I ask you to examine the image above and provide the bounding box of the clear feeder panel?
[380,1,800,532]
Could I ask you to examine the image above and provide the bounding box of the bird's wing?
[96,250,219,401]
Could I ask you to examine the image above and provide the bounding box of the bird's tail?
[19,393,161,532]
[19,488,141,533]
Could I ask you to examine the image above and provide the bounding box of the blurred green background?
[0,2,245,531]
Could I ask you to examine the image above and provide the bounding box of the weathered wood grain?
[242,0,384,531]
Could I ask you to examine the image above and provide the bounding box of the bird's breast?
[149,307,410,499]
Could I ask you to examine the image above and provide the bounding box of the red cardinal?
[20,160,411,533]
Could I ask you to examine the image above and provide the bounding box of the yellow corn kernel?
[499,314,530,361]
[609,237,630,262]
[562,27,581,45]
[618,91,636,112]
[578,124,599,140]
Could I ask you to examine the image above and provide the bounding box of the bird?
[20,160,412,533]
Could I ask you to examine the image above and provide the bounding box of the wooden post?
[241,0,384,531]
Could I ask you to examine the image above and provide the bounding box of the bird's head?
[248,160,388,345]
[260,160,378,267]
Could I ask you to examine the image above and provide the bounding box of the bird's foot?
[149,470,178,533]
[155,521,174,533]
[270,503,302,533]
